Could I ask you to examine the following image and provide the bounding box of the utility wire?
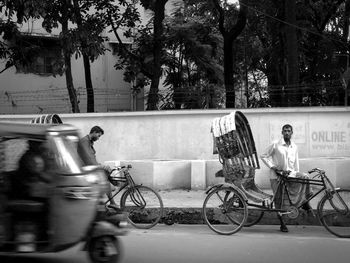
[240,1,349,46]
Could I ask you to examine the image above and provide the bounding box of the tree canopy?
[1,0,350,111]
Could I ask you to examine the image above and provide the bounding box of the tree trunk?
[82,54,94,112]
[212,0,247,109]
[63,46,80,113]
[62,0,80,113]
[343,0,350,106]
[72,0,95,112]
[224,36,235,108]
[265,1,294,107]
[265,3,284,107]
[284,0,300,106]
[146,0,167,110]
[343,0,350,43]
[266,49,286,107]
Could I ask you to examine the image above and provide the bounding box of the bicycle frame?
[245,168,349,215]
[275,172,325,210]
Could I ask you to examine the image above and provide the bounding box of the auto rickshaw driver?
[4,139,53,248]
[12,140,52,200]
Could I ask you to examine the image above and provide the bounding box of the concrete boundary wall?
[106,157,350,190]
[1,107,350,190]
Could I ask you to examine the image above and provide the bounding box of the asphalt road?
[1,224,350,263]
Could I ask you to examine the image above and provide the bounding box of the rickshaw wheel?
[229,204,264,227]
[202,186,248,235]
[318,189,350,238]
[88,236,121,263]
[244,208,264,227]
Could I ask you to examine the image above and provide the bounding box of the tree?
[71,0,107,112]
[342,0,350,105]
[211,0,247,108]
[93,0,146,102]
[301,0,347,106]
[61,0,80,113]
[162,2,224,109]
[42,0,81,113]
[42,0,108,112]
[283,0,299,106]
[240,0,348,107]
[0,0,43,73]
[110,0,226,110]
[100,1,250,110]
[139,0,168,110]
[0,19,22,73]
[102,0,170,110]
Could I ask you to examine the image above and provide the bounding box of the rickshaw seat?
[237,178,272,203]
[222,167,272,203]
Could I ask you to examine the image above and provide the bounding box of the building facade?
[0,4,151,114]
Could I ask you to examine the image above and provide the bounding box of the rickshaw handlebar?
[275,168,325,178]
[275,170,290,178]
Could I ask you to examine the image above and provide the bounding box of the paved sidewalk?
[158,189,207,208]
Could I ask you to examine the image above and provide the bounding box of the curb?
[160,207,320,226]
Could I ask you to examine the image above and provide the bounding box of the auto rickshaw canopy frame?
[0,122,78,140]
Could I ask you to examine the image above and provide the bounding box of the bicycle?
[105,165,164,229]
[203,168,350,237]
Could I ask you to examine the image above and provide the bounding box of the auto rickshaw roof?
[0,121,79,140]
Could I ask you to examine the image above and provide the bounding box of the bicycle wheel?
[120,185,163,229]
[230,204,264,227]
[318,189,350,238]
[202,186,247,235]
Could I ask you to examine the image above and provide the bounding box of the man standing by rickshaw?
[261,124,313,232]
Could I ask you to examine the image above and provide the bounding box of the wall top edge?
[0,106,350,119]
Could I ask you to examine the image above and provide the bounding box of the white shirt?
[260,138,299,179]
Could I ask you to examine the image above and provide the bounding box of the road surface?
[1,224,349,263]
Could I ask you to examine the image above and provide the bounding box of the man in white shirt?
[261,124,312,232]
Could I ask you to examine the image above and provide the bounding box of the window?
[15,35,62,76]
[31,56,54,74]
[50,135,83,174]
[109,42,132,55]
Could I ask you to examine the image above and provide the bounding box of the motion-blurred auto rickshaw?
[0,121,126,263]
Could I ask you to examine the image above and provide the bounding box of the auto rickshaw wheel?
[88,236,121,263]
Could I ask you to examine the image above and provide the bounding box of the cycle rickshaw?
[0,121,127,263]
[202,111,350,238]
